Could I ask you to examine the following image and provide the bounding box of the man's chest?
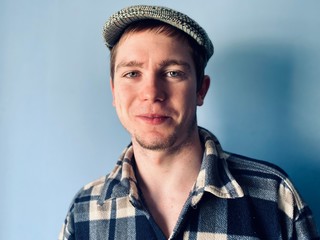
[72,195,284,240]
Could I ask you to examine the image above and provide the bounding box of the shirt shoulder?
[224,152,320,238]
[65,175,108,215]
[224,152,307,214]
[78,175,107,197]
[226,152,289,180]
[82,175,108,195]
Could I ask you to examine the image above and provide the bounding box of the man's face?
[111,30,208,151]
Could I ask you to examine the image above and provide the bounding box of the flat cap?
[103,5,214,63]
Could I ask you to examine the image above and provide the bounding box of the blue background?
[1,0,319,239]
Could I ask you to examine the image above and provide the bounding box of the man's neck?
[131,129,203,238]
[132,129,203,188]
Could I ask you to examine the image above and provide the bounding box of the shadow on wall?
[209,42,320,225]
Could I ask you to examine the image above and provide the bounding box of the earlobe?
[197,75,210,106]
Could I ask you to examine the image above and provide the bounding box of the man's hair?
[109,19,207,92]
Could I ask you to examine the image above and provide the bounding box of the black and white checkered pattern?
[59,127,319,239]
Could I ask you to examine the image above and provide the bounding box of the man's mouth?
[136,114,170,125]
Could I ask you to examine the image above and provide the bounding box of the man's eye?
[166,71,184,78]
[124,71,139,78]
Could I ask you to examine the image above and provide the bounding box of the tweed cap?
[103,5,214,63]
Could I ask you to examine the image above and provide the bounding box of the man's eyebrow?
[159,59,191,70]
[116,61,144,72]
[115,59,191,72]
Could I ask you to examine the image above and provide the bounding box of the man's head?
[103,5,214,92]
[103,5,213,151]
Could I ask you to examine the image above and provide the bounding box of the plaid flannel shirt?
[59,127,319,239]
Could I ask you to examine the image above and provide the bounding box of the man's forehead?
[115,29,190,51]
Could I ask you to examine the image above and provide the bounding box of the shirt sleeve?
[58,189,81,240]
[279,178,319,239]
[294,205,319,239]
[58,207,75,240]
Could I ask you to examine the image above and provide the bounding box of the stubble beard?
[133,117,198,153]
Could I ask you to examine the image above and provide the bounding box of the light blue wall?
[1,1,319,239]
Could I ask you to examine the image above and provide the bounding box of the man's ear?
[110,78,115,106]
[197,75,210,106]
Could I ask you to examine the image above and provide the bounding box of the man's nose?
[139,74,166,102]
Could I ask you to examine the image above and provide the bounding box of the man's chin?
[134,133,177,151]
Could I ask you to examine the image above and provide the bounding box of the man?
[59,5,319,239]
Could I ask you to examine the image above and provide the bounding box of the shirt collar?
[98,145,141,206]
[190,127,244,206]
[98,127,244,206]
